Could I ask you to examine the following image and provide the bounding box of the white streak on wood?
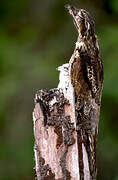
[33,113,40,179]
[82,143,90,180]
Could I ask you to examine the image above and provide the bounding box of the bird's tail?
[75,101,97,180]
[85,131,97,179]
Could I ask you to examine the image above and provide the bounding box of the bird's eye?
[64,67,68,70]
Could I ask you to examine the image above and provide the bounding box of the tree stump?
[33,5,103,180]
[33,64,91,180]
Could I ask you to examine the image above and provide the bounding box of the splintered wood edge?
[33,64,91,180]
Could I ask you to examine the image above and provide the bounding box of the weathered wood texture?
[33,65,91,179]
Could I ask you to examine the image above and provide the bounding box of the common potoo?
[66,5,103,180]
[57,63,69,90]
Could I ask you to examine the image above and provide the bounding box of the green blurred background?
[0,0,118,179]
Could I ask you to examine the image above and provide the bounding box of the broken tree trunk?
[33,5,104,180]
[33,64,91,180]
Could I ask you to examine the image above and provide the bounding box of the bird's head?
[65,4,95,39]
[57,63,69,76]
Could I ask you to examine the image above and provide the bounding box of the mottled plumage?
[66,5,103,180]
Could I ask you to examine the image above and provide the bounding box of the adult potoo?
[66,5,103,180]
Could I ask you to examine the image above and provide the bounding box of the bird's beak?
[65,4,83,33]
[65,4,80,18]
[57,66,62,71]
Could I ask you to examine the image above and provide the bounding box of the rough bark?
[33,66,92,179]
